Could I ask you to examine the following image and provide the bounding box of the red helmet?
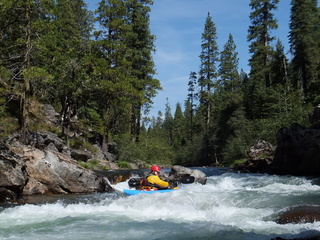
[151,165,161,172]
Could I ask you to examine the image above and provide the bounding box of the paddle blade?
[179,176,195,184]
[128,178,144,188]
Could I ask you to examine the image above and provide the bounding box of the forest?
[0,0,319,168]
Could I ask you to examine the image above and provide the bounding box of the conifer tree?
[94,0,134,151]
[172,102,185,148]
[187,71,197,141]
[198,12,219,126]
[216,34,242,164]
[270,39,289,86]
[125,0,160,142]
[289,0,320,104]
[49,0,93,142]
[163,100,174,146]
[246,0,279,119]
[218,34,241,96]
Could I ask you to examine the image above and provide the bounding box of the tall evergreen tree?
[289,0,320,104]
[94,0,134,151]
[198,12,219,126]
[172,102,185,148]
[216,33,242,164]
[218,34,241,95]
[270,39,289,86]
[125,0,160,142]
[187,71,197,141]
[246,0,279,119]
[163,100,174,146]
[38,0,94,147]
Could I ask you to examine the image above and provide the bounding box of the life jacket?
[144,174,169,190]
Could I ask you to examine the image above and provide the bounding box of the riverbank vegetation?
[0,0,319,167]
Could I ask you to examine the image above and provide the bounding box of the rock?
[233,158,272,173]
[43,104,60,125]
[233,140,274,173]
[273,236,320,240]
[0,139,106,201]
[21,147,105,195]
[267,123,320,176]
[0,145,26,193]
[38,130,67,153]
[169,165,207,185]
[276,205,320,224]
[71,149,92,162]
[247,140,275,160]
[0,187,18,202]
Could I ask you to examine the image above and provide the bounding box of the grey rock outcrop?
[0,138,106,202]
[233,140,275,173]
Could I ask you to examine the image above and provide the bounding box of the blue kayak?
[114,187,177,196]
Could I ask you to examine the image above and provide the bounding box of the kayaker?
[145,165,170,189]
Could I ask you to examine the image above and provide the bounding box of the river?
[1,168,320,240]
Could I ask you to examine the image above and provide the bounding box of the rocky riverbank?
[0,134,107,202]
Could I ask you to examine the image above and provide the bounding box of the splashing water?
[1,169,320,240]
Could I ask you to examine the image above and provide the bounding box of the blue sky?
[86,0,292,118]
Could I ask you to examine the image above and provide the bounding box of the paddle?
[127,176,195,188]
[177,176,195,184]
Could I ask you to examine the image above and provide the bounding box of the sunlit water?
[1,168,320,240]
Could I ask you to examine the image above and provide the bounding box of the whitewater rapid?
[1,170,320,240]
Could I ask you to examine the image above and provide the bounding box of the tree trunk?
[21,3,32,144]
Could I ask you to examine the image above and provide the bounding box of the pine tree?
[187,71,197,141]
[218,34,241,96]
[163,100,174,146]
[125,0,160,142]
[198,12,219,126]
[215,33,242,164]
[246,0,279,119]
[289,0,320,104]
[94,0,134,151]
[270,39,289,86]
[39,0,94,146]
[172,102,185,148]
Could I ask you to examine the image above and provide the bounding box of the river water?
[1,168,320,240]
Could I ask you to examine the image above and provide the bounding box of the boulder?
[71,149,92,162]
[267,123,320,176]
[20,145,105,195]
[0,142,26,195]
[169,165,207,185]
[273,236,320,240]
[233,158,272,173]
[0,139,106,201]
[233,140,275,173]
[276,205,320,224]
[247,140,275,160]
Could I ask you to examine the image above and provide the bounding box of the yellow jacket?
[146,175,169,189]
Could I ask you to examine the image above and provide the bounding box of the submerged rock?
[276,205,320,224]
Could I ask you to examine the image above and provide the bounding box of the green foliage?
[0,0,319,170]
[79,161,90,169]
[114,133,174,166]
[79,159,99,170]
[289,0,320,103]
[117,161,132,169]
